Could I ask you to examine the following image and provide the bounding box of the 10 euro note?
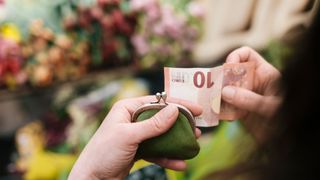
[164,61,255,127]
[164,66,223,127]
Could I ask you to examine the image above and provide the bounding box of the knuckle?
[240,46,252,51]
[237,92,250,106]
[113,100,126,108]
[150,114,165,133]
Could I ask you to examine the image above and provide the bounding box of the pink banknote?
[164,61,255,127]
[164,66,223,127]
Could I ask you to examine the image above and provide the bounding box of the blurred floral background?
[0,0,202,89]
[0,0,318,179]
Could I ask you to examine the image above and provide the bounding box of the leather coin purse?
[132,92,200,160]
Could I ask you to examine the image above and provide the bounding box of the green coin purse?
[132,92,200,160]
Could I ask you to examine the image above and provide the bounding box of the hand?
[68,96,202,180]
[222,46,282,143]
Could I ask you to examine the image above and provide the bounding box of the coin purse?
[132,92,200,160]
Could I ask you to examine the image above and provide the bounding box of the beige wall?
[193,0,319,65]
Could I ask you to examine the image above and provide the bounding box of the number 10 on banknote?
[164,62,254,127]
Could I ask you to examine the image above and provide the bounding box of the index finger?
[225,46,267,68]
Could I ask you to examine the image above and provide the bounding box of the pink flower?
[0,37,21,62]
[130,0,156,11]
[187,2,204,18]
[155,45,171,55]
[15,71,28,84]
[131,35,149,55]
[90,6,104,20]
[161,6,186,38]
[153,22,165,36]
[145,1,161,20]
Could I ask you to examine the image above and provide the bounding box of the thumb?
[222,86,278,117]
[131,104,179,142]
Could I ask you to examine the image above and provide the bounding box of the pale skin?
[222,46,282,143]
[68,96,202,180]
[69,46,279,179]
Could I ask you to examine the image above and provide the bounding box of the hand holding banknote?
[165,46,282,130]
[165,54,255,126]
[222,46,282,142]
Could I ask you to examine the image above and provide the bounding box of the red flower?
[78,7,92,28]
[90,6,104,20]
[0,38,22,76]
[7,58,21,74]
[102,40,118,59]
[112,10,133,35]
[97,0,120,7]
[100,15,113,29]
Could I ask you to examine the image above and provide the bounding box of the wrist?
[68,167,99,180]
[68,166,125,180]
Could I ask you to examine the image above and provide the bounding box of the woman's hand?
[222,46,282,143]
[68,96,202,180]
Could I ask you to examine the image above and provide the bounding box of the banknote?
[164,66,223,127]
[219,61,255,120]
[164,61,255,127]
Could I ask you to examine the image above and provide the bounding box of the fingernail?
[162,104,178,118]
[222,86,236,102]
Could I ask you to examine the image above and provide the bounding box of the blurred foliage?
[2,0,95,37]
[261,40,292,70]
[184,121,255,180]
[129,121,256,180]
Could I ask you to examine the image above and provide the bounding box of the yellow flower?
[0,23,21,42]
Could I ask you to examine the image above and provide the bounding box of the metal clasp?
[151,92,167,104]
[132,91,196,132]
